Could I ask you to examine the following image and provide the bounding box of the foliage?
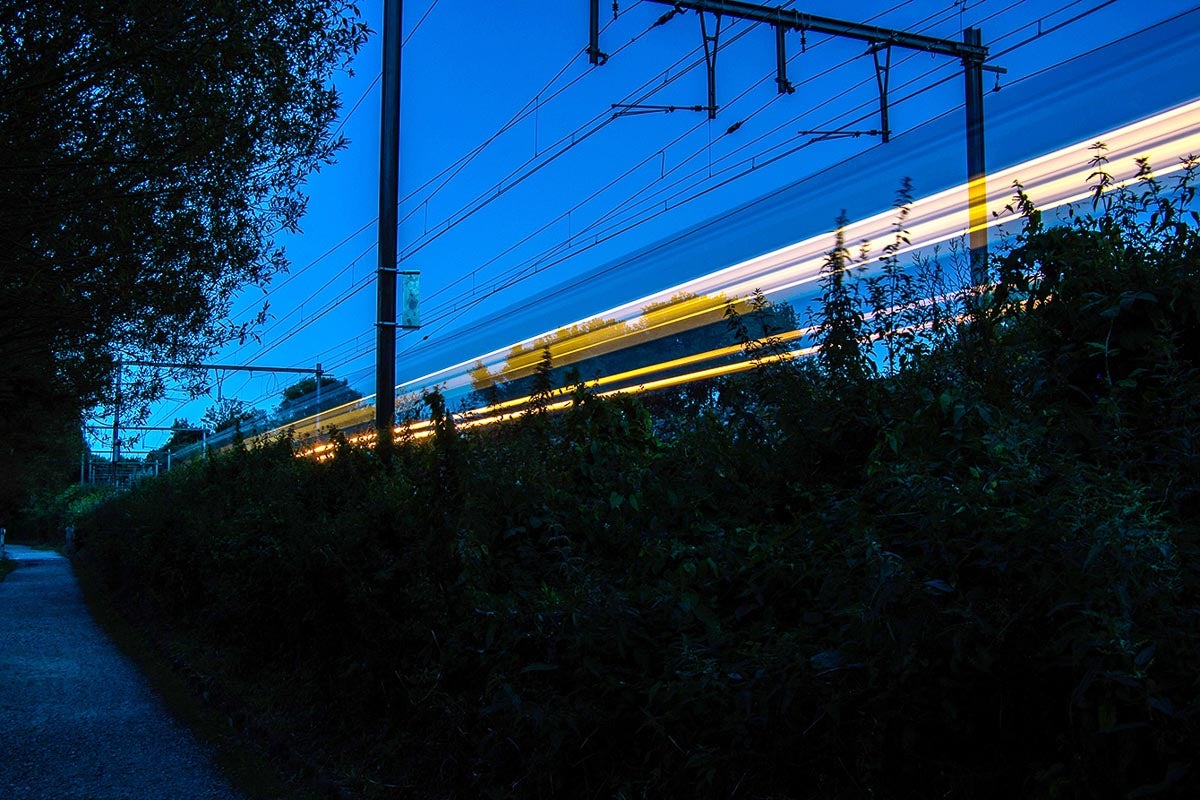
[144,419,204,464]
[276,375,363,423]
[0,0,369,520]
[813,211,875,390]
[0,413,84,528]
[12,482,115,543]
[75,159,1200,799]
[201,398,268,435]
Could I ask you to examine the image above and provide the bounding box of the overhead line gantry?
[111,359,327,463]
[588,0,1002,282]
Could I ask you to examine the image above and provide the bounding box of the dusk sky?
[128,0,1200,450]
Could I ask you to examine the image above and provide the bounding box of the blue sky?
[126,0,1200,450]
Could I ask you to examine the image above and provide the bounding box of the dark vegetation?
[75,163,1200,798]
[0,1,367,524]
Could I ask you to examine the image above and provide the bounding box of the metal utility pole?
[109,361,325,466]
[375,0,403,455]
[315,362,323,433]
[591,0,998,283]
[962,26,989,280]
[111,358,122,464]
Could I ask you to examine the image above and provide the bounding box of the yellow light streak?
[254,99,1200,459]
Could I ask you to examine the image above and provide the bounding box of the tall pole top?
[375,0,403,456]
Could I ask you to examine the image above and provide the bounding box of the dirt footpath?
[0,545,243,800]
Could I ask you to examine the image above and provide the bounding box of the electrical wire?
[145,0,1156,430]
[373,1,1139,365]
[233,0,1039,391]
[200,6,750,404]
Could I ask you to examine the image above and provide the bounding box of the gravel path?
[0,545,244,800]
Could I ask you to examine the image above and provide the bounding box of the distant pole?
[315,362,323,434]
[963,27,988,285]
[375,0,403,455]
[111,359,122,466]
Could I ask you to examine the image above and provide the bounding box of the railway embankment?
[70,181,1200,798]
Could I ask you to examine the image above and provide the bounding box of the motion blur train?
[174,10,1200,461]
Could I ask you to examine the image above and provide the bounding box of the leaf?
[520,663,559,673]
[1098,702,1117,730]
[924,579,955,594]
[681,591,720,632]
[810,650,844,673]
[1148,695,1176,718]
[1134,643,1156,668]
[1127,762,1193,798]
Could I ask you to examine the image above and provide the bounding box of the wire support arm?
[612,103,712,116]
[647,0,988,62]
[798,129,885,141]
[122,360,321,375]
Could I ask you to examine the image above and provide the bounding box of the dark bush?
[76,164,1200,798]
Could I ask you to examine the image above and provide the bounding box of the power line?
[378,1,1138,364]
[183,2,1021,384]
[204,9,746,407]
[142,1,1163,433]
[219,7,662,355]
[405,0,441,47]
[239,1,1005,380]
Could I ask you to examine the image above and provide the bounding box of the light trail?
[395,98,1200,396]
[180,98,1200,460]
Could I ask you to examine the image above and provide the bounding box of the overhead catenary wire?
[365,1,1141,367]
[201,5,755,401]
[148,1,1149,431]
[423,0,1067,303]
[212,5,627,342]
[401,0,945,320]
[178,9,646,411]
[400,9,830,266]
[229,0,1096,397]
[230,0,1068,371]
[412,0,934,307]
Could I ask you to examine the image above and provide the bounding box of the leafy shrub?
[75,159,1200,798]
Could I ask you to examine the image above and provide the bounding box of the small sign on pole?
[400,270,420,329]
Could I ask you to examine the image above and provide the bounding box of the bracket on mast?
[982,62,1007,92]
[775,24,795,94]
[699,10,722,120]
[869,42,893,143]
[612,103,710,117]
[588,0,609,64]
[798,128,885,142]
